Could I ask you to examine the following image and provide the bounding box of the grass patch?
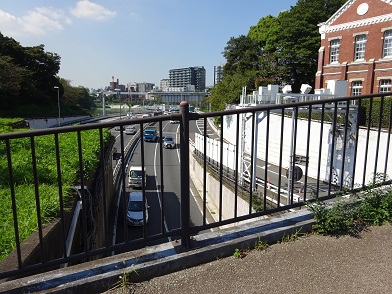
[0,120,112,261]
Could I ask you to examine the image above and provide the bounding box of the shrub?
[308,174,392,236]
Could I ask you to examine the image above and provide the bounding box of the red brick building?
[315,0,392,96]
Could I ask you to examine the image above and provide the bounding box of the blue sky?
[0,0,298,90]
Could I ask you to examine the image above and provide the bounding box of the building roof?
[319,0,392,35]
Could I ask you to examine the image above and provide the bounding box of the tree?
[59,78,95,115]
[0,56,30,110]
[0,32,61,112]
[209,0,347,110]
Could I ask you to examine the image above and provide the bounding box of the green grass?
[0,119,112,261]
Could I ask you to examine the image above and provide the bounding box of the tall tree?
[210,0,347,110]
[0,32,61,109]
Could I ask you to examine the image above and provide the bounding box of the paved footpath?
[106,223,392,294]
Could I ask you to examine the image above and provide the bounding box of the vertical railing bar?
[328,103,338,196]
[54,133,67,257]
[362,97,373,187]
[219,115,224,222]
[6,139,23,269]
[339,105,350,190]
[30,136,45,263]
[263,111,270,212]
[249,112,256,214]
[373,96,384,178]
[290,106,299,205]
[179,102,190,248]
[98,128,109,248]
[302,106,312,202]
[351,99,361,190]
[234,113,240,218]
[119,126,128,243]
[303,106,312,202]
[140,123,147,239]
[77,131,88,253]
[203,117,208,225]
[159,120,165,234]
[316,104,326,197]
[277,109,285,207]
[384,99,392,176]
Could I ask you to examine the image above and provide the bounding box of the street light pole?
[54,86,60,127]
[115,88,121,119]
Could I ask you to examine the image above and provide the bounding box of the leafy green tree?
[59,78,95,115]
[209,0,346,110]
[0,56,30,110]
[248,0,345,92]
[0,32,61,105]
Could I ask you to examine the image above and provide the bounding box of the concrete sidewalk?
[111,223,392,294]
[2,208,391,293]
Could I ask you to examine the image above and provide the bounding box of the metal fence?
[0,92,391,280]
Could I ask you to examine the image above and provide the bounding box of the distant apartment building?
[169,66,206,91]
[160,79,170,91]
[315,0,392,96]
[137,82,155,93]
[214,65,224,85]
[127,82,137,92]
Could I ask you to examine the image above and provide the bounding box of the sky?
[0,0,298,90]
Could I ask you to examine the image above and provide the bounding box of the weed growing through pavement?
[280,228,306,243]
[254,235,269,251]
[109,264,139,293]
[233,248,243,259]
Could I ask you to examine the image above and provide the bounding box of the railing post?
[179,101,190,248]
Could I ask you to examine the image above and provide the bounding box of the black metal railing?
[0,93,391,280]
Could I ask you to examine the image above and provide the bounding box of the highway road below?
[114,119,209,249]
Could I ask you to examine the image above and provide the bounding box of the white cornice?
[325,0,356,27]
[381,0,392,5]
[325,13,392,33]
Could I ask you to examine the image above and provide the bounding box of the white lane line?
[154,123,170,241]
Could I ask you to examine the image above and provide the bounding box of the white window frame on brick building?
[379,79,392,93]
[351,81,363,96]
[329,39,340,64]
[382,30,392,58]
[354,34,366,61]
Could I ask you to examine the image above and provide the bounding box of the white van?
[128,166,147,188]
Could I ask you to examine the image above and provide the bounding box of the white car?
[127,192,149,226]
[124,125,136,135]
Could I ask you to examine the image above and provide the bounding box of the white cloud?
[70,1,116,21]
[0,7,71,37]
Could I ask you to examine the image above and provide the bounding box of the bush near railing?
[359,97,392,129]
[307,174,392,236]
[0,119,112,261]
[294,96,392,129]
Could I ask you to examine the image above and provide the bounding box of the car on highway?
[163,135,175,149]
[126,192,149,226]
[170,119,180,124]
[124,125,137,135]
[128,166,147,188]
[143,128,158,142]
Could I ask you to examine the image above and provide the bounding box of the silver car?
[127,192,149,226]
[163,135,175,148]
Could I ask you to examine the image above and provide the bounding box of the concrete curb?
[0,209,315,293]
